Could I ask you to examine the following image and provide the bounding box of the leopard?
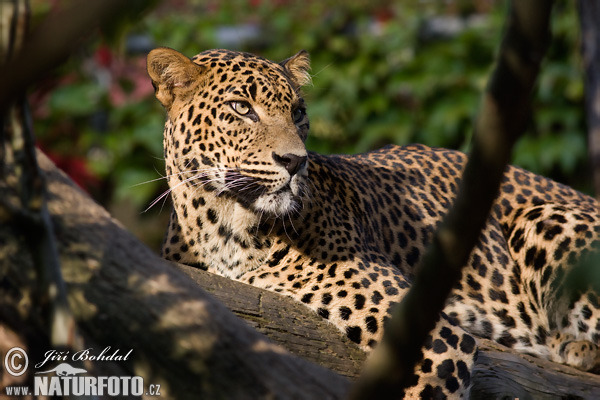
[146,47,600,399]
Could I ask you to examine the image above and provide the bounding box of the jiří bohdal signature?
[35,346,132,369]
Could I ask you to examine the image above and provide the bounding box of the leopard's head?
[147,48,311,217]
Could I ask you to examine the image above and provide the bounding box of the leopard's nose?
[272,152,307,176]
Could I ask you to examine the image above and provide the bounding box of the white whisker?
[287,212,299,237]
[267,218,276,236]
[144,188,173,213]
[132,166,233,188]
[282,218,293,242]
[143,171,214,212]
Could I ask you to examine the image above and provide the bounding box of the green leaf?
[49,83,103,116]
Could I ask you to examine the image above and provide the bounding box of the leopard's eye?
[292,107,305,124]
[230,101,252,116]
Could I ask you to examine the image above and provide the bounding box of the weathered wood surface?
[472,340,600,399]
[175,262,367,377]
[1,151,600,399]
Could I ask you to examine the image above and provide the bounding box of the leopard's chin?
[248,172,306,217]
[253,190,302,217]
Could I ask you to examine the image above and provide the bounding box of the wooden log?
[176,262,600,399]
[1,151,599,398]
[175,263,366,378]
[176,262,600,400]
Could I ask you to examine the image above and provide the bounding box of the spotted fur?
[147,47,600,398]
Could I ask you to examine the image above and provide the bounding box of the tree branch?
[350,2,554,398]
[0,0,155,111]
[0,0,79,354]
[578,0,600,198]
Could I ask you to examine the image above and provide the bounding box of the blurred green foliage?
[33,0,591,220]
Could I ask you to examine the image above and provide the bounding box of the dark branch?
[350,2,554,398]
[0,0,77,352]
[578,0,600,198]
[0,0,154,112]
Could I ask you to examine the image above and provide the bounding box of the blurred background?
[29,0,590,251]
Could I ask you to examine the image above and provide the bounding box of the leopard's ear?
[280,50,311,88]
[147,47,205,110]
